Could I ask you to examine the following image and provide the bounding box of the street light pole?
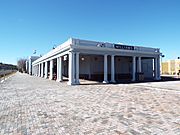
[161,54,165,75]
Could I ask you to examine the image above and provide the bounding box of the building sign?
[114,44,134,50]
[96,43,105,47]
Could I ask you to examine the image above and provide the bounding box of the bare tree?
[17,58,27,73]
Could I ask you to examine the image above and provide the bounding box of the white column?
[57,57,63,82]
[138,57,142,72]
[76,52,80,84]
[33,65,35,75]
[68,52,75,85]
[56,57,59,81]
[36,65,38,76]
[132,56,136,81]
[44,61,48,78]
[49,60,53,80]
[157,56,161,80]
[110,55,115,83]
[38,64,41,77]
[35,66,36,76]
[37,65,39,76]
[41,63,44,77]
[59,56,63,81]
[103,54,108,83]
[32,65,34,75]
[154,57,158,80]
[35,66,37,76]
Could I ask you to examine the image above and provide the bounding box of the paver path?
[0,72,180,135]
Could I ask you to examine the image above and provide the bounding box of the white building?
[32,38,161,85]
[25,60,29,73]
[26,56,40,75]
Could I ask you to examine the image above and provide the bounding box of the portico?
[32,38,161,85]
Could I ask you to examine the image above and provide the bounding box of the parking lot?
[0,72,179,135]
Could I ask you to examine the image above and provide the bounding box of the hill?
[0,62,17,70]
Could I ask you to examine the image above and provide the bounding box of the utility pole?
[161,54,165,75]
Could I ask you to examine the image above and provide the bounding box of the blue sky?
[0,0,180,65]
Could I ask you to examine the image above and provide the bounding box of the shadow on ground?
[78,76,180,85]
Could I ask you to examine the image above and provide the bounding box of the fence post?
[3,69,5,80]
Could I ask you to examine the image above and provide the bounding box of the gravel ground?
[0,72,179,135]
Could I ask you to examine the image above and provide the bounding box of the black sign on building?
[114,44,135,50]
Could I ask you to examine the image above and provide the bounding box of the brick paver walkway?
[0,72,180,135]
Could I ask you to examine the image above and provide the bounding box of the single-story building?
[26,56,40,75]
[32,38,161,85]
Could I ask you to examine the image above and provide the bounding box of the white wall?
[29,56,40,75]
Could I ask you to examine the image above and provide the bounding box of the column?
[138,57,142,72]
[103,54,108,83]
[41,63,44,77]
[67,52,75,85]
[59,56,63,81]
[34,66,36,75]
[154,57,158,80]
[38,64,41,77]
[32,65,34,75]
[36,65,38,76]
[76,52,80,84]
[157,56,161,80]
[110,55,115,83]
[34,65,36,76]
[132,56,136,81]
[44,61,48,78]
[37,65,39,76]
[49,60,53,80]
[33,65,35,76]
[57,57,63,82]
[56,57,59,81]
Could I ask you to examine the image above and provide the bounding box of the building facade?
[32,38,161,85]
[26,56,40,75]
[162,59,180,75]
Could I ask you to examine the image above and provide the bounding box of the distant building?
[26,56,40,75]
[32,38,162,85]
[162,59,180,75]
[25,60,29,73]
